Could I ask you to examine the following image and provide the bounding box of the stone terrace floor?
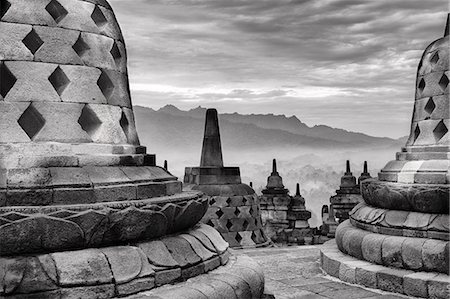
[235,245,414,299]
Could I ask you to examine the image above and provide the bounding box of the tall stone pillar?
[321,15,449,299]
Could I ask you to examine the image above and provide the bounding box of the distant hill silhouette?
[134,105,403,152]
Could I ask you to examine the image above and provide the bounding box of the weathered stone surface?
[401,238,426,270]
[381,236,405,268]
[138,241,179,268]
[162,237,202,268]
[180,234,216,261]
[101,246,142,283]
[404,272,437,298]
[52,249,113,286]
[196,224,229,253]
[361,233,385,264]
[422,239,449,273]
[116,277,155,296]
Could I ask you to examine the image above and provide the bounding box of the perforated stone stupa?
[321,15,450,299]
[184,109,270,248]
[0,1,264,298]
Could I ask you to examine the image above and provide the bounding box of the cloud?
[109,0,447,138]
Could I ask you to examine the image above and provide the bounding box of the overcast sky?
[109,0,447,138]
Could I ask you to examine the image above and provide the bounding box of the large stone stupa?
[0,1,264,298]
[321,14,449,299]
[184,109,270,248]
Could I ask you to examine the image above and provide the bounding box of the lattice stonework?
[0,0,135,145]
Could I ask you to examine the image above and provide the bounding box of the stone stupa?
[184,109,270,248]
[330,160,368,223]
[321,14,449,299]
[0,1,264,298]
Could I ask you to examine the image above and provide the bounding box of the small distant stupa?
[184,109,270,248]
[259,159,313,244]
[330,160,371,222]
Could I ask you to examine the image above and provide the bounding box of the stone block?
[101,246,143,284]
[377,267,412,294]
[85,166,130,185]
[93,184,136,202]
[103,69,131,107]
[77,32,116,71]
[3,61,61,102]
[203,256,221,272]
[53,187,96,205]
[381,236,404,268]
[138,241,179,268]
[355,264,385,288]
[116,277,155,296]
[32,102,90,142]
[401,238,425,270]
[0,22,33,61]
[0,102,30,142]
[162,237,202,268]
[51,249,113,286]
[137,182,166,199]
[404,272,438,298]
[422,239,448,273]
[188,226,217,252]
[83,104,128,144]
[33,25,82,65]
[60,284,115,299]
[180,234,215,261]
[7,168,51,188]
[196,224,229,254]
[49,167,91,187]
[154,267,181,286]
[428,274,450,299]
[220,250,231,265]
[6,189,53,206]
[209,273,252,299]
[361,234,385,264]
[59,64,108,104]
[181,263,205,280]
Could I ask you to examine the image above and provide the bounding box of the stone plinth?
[184,109,269,248]
[321,14,450,298]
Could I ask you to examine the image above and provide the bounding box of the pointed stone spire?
[200,109,223,167]
[271,159,278,175]
[445,13,449,37]
[295,183,300,196]
[164,160,168,171]
[358,161,372,185]
[345,160,351,174]
[250,182,253,188]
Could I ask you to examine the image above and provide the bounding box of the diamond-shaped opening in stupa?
[48,66,70,96]
[438,74,449,91]
[72,33,90,57]
[0,62,17,98]
[250,231,259,243]
[433,120,448,141]
[22,29,44,55]
[45,0,68,23]
[235,232,243,243]
[110,41,122,65]
[226,219,233,230]
[91,5,107,28]
[78,105,102,138]
[234,207,240,217]
[243,220,249,230]
[0,0,11,19]
[413,125,421,142]
[97,70,114,100]
[418,78,426,93]
[215,209,224,218]
[18,104,46,140]
[430,51,440,65]
[119,110,130,140]
[424,97,436,115]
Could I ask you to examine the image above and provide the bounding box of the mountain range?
[133,104,405,154]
